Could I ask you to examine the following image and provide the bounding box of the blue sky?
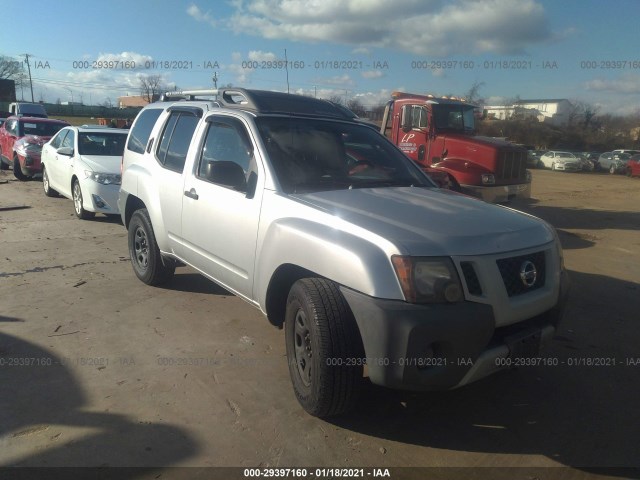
[3,0,639,114]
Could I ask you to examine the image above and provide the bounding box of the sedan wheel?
[72,180,95,220]
[609,164,616,174]
[13,156,28,181]
[42,166,58,197]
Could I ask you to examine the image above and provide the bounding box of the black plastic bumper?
[340,270,568,391]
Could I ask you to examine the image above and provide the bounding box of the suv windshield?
[256,117,432,193]
[78,132,127,156]
[20,121,66,137]
[432,104,475,132]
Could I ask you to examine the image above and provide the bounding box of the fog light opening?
[92,194,107,209]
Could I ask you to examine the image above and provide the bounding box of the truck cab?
[9,102,48,118]
[381,91,531,203]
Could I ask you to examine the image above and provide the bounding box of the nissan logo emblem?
[520,260,537,288]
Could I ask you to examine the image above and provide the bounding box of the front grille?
[460,262,482,295]
[496,251,546,297]
[497,150,527,180]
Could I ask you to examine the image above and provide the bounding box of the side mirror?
[203,160,247,191]
[57,146,74,157]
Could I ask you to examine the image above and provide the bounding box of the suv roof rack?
[159,88,353,120]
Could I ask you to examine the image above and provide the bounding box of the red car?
[0,116,70,180]
[626,154,640,177]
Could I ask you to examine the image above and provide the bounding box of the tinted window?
[21,121,67,137]
[256,117,431,193]
[197,119,253,188]
[127,108,162,154]
[49,129,69,149]
[155,112,199,173]
[78,132,127,156]
[6,120,18,135]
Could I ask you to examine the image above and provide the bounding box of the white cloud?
[187,3,217,27]
[225,0,552,56]
[247,50,277,62]
[94,51,153,69]
[584,74,640,95]
[361,70,384,79]
[321,74,355,86]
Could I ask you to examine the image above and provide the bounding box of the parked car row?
[527,148,640,176]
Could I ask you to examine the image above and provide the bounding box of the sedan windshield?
[256,117,433,193]
[78,132,127,156]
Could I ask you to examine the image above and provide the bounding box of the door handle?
[184,188,199,200]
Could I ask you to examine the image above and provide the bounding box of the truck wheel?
[128,208,175,285]
[42,166,58,197]
[72,179,95,220]
[285,278,363,417]
[13,155,28,181]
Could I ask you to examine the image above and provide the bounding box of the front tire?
[128,208,175,285]
[13,156,28,181]
[609,164,616,174]
[285,278,363,417]
[42,166,58,197]
[72,179,95,219]
[551,162,556,171]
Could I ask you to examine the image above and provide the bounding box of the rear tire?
[128,208,175,285]
[42,166,58,197]
[285,278,363,417]
[13,156,28,181]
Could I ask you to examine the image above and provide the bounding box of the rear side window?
[155,112,199,173]
[127,108,163,154]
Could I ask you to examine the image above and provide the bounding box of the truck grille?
[497,150,527,180]
[460,262,482,295]
[496,251,546,297]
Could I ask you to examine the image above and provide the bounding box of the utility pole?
[21,54,34,103]
[212,72,218,100]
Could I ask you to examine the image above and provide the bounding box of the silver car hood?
[290,187,553,256]
[78,155,121,174]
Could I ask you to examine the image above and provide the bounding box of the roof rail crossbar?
[160,89,220,101]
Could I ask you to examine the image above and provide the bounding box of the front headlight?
[481,173,495,185]
[392,256,464,303]
[84,170,121,185]
[16,143,41,157]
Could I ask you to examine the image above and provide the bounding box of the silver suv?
[119,89,569,417]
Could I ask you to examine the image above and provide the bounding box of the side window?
[126,108,163,154]
[411,106,427,129]
[197,118,253,189]
[155,112,199,173]
[50,129,68,149]
[61,130,75,150]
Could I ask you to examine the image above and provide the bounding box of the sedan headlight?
[16,143,42,157]
[392,256,464,303]
[84,170,121,185]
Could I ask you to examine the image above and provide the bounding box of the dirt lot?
[1,168,639,479]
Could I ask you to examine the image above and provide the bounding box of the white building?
[484,99,573,126]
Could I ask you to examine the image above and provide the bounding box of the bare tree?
[347,98,367,117]
[0,55,24,80]
[464,81,485,104]
[327,95,345,106]
[139,74,165,103]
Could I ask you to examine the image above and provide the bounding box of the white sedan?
[538,151,581,172]
[41,126,128,219]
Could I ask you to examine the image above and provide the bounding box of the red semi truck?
[381,91,531,203]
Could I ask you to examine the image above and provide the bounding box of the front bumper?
[80,179,120,214]
[17,154,42,176]
[461,182,531,203]
[340,269,568,391]
[554,163,580,172]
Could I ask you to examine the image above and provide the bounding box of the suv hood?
[290,187,553,256]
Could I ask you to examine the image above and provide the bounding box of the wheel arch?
[264,264,318,328]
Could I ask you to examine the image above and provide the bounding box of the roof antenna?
[284,49,290,94]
